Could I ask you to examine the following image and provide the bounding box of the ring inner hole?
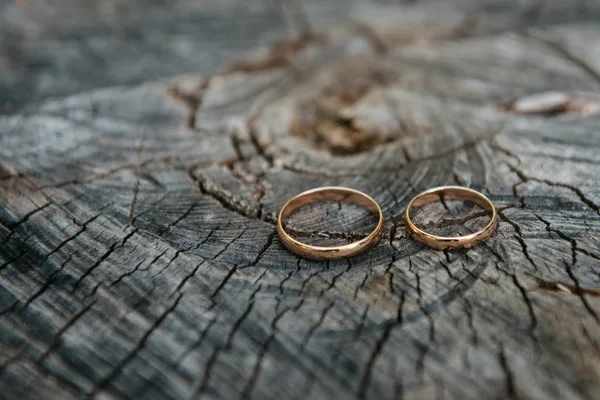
[410,196,491,237]
[284,200,378,246]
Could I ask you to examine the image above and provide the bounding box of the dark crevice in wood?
[535,214,577,266]
[241,331,274,399]
[108,248,168,289]
[169,315,217,376]
[303,301,334,346]
[462,298,478,346]
[564,261,599,322]
[284,226,372,242]
[4,201,51,231]
[89,293,182,397]
[0,230,37,271]
[248,124,274,168]
[194,295,256,397]
[70,228,137,294]
[0,344,28,377]
[384,254,398,297]
[417,209,493,231]
[509,163,600,214]
[490,139,521,166]
[229,133,245,163]
[318,265,348,299]
[357,322,394,398]
[157,201,198,236]
[577,247,600,263]
[443,249,452,263]
[210,265,239,303]
[535,214,600,321]
[189,170,261,219]
[439,260,456,281]
[278,268,296,296]
[251,231,276,265]
[36,156,175,190]
[38,300,97,364]
[498,343,517,399]
[354,265,372,301]
[211,229,247,263]
[166,80,209,129]
[20,214,101,310]
[510,274,539,344]
[496,209,540,271]
[172,259,206,295]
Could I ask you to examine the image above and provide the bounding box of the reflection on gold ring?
[405,186,497,250]
[277,187,384,260]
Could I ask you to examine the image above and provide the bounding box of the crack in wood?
[357,321,394,398]
[36,156,174,191]
[89,293,183,396]
[20,214,102,309]
[303,301,335,346]
[3,202,52,231]
[192,294,256,397]
[38,300,96,364]
[534,215,600,321]
[510,273,539,345]
[166,80,209,129]
[70,228,137,294]
[498,343,517,399]
[509,163,600,214]
[108,248,169,289]
[496,209,541,272]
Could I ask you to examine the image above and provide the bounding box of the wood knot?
[291,63,400,155]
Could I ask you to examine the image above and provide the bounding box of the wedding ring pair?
[276,186,497,260]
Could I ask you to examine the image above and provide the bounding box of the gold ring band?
[405,186,497,250]
[277,187,384,260]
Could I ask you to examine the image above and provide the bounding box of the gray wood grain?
[1,1,600,399]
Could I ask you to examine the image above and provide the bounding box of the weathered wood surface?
[1,1,600,399]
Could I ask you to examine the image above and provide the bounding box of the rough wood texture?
[1,1,600,399]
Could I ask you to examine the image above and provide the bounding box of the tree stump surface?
[1,1,600,399]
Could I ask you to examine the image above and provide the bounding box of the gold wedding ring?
[277,187,384,260]
[405,186,497,250]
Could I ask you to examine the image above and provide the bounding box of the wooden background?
[1,1,600,399]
